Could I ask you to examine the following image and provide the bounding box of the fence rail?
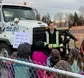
[0,56,84,78]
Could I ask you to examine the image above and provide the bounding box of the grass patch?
[69,34,83,48]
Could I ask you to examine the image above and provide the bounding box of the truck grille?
[33,27,46,44]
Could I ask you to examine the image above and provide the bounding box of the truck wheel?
[0,43,12,57]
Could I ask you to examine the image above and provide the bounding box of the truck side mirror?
[14,18,19,25]
[10,22,15,26]
[10,18,19,26]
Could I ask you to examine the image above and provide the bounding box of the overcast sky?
[3,0,84,19]
[26,0,84,19]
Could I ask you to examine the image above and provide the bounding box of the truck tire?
[0,43,12,57]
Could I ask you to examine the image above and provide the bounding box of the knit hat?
[17,42,31,58]
[35,41,44,51]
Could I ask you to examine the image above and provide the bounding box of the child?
[13,42,37,78]
[32,41,48,65]
[80,39,84,62]
[47,49,61,67]
[43,49,61,78]
[7,51,17,78]
[9,51,17,60]
[32,41,48,78]
[53,60,72,78]
[68,48,83,73]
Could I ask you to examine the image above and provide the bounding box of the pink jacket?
[32,51,48,65]
[43,71,54,78]
[32,51,48,78]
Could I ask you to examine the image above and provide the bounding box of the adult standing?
[44,21,63,55]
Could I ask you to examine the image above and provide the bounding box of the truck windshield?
[2,5,36,22]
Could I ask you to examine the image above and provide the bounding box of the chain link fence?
[0,56,84,78]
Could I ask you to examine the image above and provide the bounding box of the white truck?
[0,1,47,57]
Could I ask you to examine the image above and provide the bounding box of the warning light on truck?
[24,2,26,5]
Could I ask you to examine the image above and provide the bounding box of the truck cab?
[0,2,47,57]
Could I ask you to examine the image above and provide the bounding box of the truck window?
[2,5,36,22]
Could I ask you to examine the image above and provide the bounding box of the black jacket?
[44,28,63,45]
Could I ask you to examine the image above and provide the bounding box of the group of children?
[6,41,84,78]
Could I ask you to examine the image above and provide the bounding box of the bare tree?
[79,6,84,17]
[42,15,47,23]
[46,13,51,24]
[36,13,41,21]
[65,13,74,27]
[64,13,70,26]
[33,8,41,21]
[79,6,84,23]
[54,12,64,27]
[41,13,51,24]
